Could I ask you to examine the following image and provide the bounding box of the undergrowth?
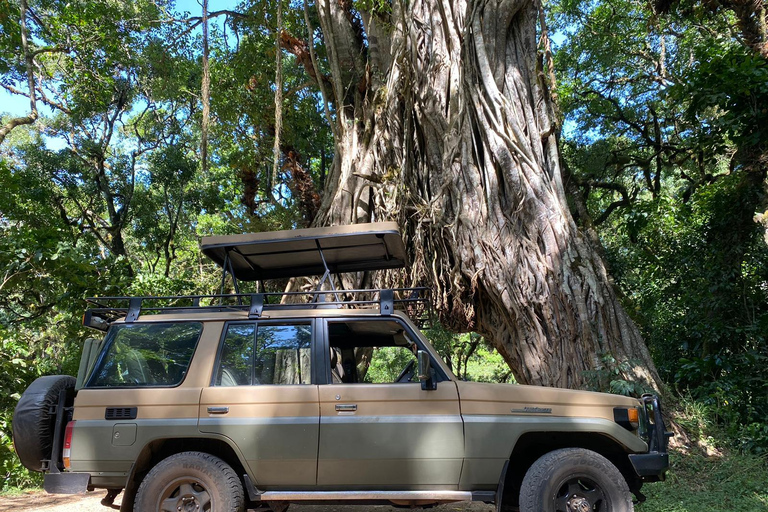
[639,395,768,511]
[639,450,768,511]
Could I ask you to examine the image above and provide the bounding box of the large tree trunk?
[312,0,662,390]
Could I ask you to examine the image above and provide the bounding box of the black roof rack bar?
[86,288,428,302]
[84,288,430,325]
[219,250,229,296]
[249,293,264,318]
[314,239,341,303]
[380,289,394,316]
[125,298,142,323]
[218,250,243,303]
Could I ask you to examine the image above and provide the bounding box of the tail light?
[62,421,75,470]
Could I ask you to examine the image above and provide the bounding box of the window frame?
[319,316,451,385]
[84,321,204,389]
[211,318,321,387]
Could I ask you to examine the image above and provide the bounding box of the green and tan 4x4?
[13,223,670,512]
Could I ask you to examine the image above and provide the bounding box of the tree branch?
[0,0,38,145]
[582,180,632,225]
[278,29,335,104]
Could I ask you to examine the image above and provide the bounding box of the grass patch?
[0,486,42,497]
[639,449,768,511]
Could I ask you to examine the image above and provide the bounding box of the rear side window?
[86,322,202,387]
[215,322,312,386]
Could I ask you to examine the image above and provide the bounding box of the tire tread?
[133,451,244,512]
[519,448,632,512]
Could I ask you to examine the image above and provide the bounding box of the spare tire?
[13,375,76,472]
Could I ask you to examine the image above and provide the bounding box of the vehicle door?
[316,317,464,488]
[199,319,320,487]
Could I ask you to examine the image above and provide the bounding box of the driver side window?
[328,320,418,384]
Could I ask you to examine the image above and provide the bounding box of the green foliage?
[639,450,768,511]
[424,324,514,383]
[670,44,768,153]
[596,174,768,451]
[583,353,653,396]
[364,346,415,384]
[0,332,43,490]
[639,398,768,512]
[552,0,768,453]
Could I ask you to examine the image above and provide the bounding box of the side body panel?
[317,382,464,489]
[457,381,648,490]
[70,322,224,488]
[70,387,204,487]
[198,385,320,487]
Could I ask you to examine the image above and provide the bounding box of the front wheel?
[519,448,633,512]
[134,451,244,512]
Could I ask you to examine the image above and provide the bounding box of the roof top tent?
[83,223,425,330]
[200,222,408,295]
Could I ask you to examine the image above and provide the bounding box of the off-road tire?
[13,375,76,472]
[133,451,244,512]
[519,448,633,512]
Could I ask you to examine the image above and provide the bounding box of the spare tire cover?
[13,375,76,472]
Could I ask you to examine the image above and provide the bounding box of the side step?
[257,490,495,502]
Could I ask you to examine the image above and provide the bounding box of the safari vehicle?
[13,222,670,512]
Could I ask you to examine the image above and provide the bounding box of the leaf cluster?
[552,0,768,452]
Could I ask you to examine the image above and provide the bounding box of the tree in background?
[284,0,662,390]
[552,0,768,449]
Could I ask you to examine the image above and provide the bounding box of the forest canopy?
[0,0,766,490]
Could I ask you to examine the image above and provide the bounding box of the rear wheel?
[133,452,244,512]
[519,448,633,512]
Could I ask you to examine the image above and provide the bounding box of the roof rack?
[84,223,427,331]
[83,288,430,331]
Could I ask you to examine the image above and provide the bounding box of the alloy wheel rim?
[553,476,607,512]
[158,478,213,512]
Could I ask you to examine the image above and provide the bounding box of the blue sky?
[0,0,238,118]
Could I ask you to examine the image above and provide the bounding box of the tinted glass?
[255,324,312,385]
[215,324,255,386]
[87,322,202,387]
[215,323,312,386]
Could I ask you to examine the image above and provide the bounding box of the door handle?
[335,404,357,412]
[207,406,229,414]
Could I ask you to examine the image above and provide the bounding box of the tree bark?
[311,0,662,390]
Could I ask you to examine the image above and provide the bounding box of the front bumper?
[629,394,672,482]
[629,451,669,479]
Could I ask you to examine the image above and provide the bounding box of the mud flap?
[44,472,90,494]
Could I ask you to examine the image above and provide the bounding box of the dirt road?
[0,491,496,512]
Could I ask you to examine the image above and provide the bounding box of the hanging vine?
[201,0,211,174]
[271,0,284,187]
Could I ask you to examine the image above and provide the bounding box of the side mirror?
[417,350,437,390]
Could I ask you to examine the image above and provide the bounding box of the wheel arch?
[119,435,250,512]
[500,431,640,510]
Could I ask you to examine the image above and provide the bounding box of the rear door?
[199,319,320,487]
